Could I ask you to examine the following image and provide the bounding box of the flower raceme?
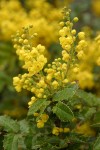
[13,9,87,129]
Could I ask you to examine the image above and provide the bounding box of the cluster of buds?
[52,126,70,136]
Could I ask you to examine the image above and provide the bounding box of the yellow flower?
[59,128,63,132]
[37,120,44,128]
[71,29,76,35]
[41,114,49,122]
[63,128,70,133]
[73,67,79,73]
[75,104,82,109]
[33,113,39,117]
[73,17,79,22]
[52,127,59,136]
[13,77,20,84]
[76,122,95,136]
[13,77,22,92]
[52,80,59,89]
[78,32,85,40]
[62,79,69,84]
[77,51,84,59]
[28,101,33,107]
[62,51,70,62]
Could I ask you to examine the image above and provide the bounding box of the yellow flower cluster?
[75,122,95,136]
[58,10,88,85]
[0,0,27,41]
[33,113,49,128]
[52,127,70,136]
[13,9,90,131]
[13,26,47,76]
[13,9,87,108]
[0,0,62,48]
[76,33,100,89]
[36,114,49,128]
[13,26,47,98]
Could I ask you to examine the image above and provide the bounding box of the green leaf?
[85,108,96,119]
[32,134,45,149]
[18,136,26,149]
[0,116,19,133]
[3,133,19,150]
[91,111,100,128]
[25,135,33,149]
[28,99,47,116]
[19,119,30,134]
[53,84,78,102]
[36,101,51,121]
[53,102,74,121]
[93,135,100,150]
[76,89,100,106]
[47,136,60,144]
